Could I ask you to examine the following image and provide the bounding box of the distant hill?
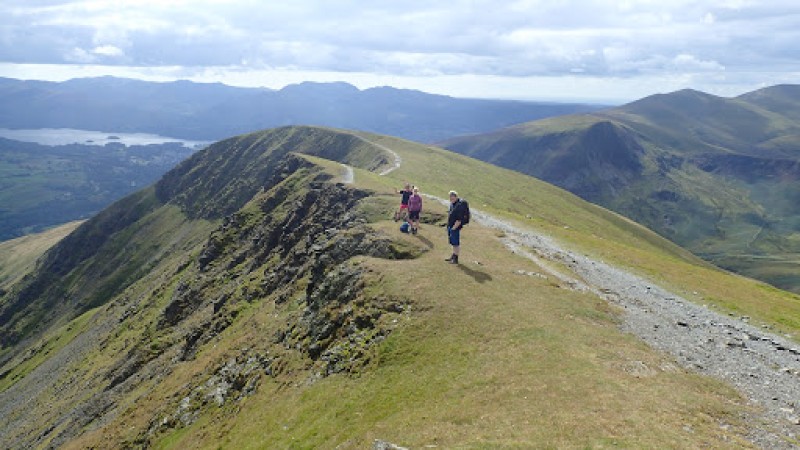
[0,138,197,240]
[0,77,603,142]
[442,85,800,293]
[3,126,800,448]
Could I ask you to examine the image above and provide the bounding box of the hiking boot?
[445,254,455,263]
[450,255,459,264]
[411,227,417,235]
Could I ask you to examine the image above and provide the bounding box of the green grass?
[0,221,82,291]
[146,202,752,448]
[442,91,800,294]
[348,131,800,337]
[21,126,800,448]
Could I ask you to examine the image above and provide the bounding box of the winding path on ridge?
[353,137,800,448]
[340,163,354,184]
[352,134,402,175]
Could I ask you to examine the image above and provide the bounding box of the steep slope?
[442,85,800,293]
[0,127,390,355]
[0,77,603,142]
[2,127,800,448]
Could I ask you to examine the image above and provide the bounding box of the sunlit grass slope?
[15,126,799,448]
[157,200,751,448]
[86,127,800,448]
[0,221,82,291]
[354,130,800,335]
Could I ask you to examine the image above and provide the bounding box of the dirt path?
[352,134,402,175]
[340,163,354,184]
[476,208,800,448]
[421,194,800,448]
[321,145,799,447]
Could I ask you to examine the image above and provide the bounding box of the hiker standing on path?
[407,187,423,235]
[394,183,412,222]
[445,190,468,264]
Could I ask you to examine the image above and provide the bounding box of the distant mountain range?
[0,77,603,142]
[442,84,800,293]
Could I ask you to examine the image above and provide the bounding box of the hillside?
[0,137,198,241]
[0,77,603,143]
[1,127,799,448]
[442,85,800,293]
[0,221,82,292]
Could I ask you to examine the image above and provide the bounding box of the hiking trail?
[349,138,800,447]
[352,134,402,175]
[424,197,800,448]
[340,163,354,184]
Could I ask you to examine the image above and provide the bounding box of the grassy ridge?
[166,218,750,448]
[109,141,761,448]
[355,131,800,335]
[9,126,800,448]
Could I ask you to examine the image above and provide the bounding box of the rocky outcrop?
[0,154,419,449]
[144,352,273,440]
[120,159,416,444]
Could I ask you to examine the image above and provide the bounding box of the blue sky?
[1,0,798,102]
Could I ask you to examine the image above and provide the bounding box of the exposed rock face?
[145,352,273,439]
[0,155,416,449]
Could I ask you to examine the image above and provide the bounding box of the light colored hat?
[448,190,458,197]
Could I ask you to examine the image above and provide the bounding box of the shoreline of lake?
[0,127,209,148]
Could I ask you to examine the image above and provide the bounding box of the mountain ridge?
[442,84,800,292]
[2,126,800,448]
[0,76,604,142]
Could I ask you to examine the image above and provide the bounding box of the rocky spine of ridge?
[0,153,416,449]
[0,126,392,362]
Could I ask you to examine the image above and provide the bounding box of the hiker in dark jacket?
[407,187,423,234]
[445,190,467,264]
[394,183,412,221]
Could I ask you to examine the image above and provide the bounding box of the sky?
[1,0,798,103]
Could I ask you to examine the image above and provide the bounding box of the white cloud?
[0,1,798,101]
[670,54,724,71]
[92,44,123,57]
[64,47,95,63]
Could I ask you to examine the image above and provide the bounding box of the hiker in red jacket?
[407,186,423,235]
[394,183,412,221]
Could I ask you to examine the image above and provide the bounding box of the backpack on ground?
[460,199,471,225]
[400,221,410,233]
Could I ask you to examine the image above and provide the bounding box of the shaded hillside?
[0,137,197,241]
[0,77,603,143]
[3,127,800,448]
[442,85,800,293]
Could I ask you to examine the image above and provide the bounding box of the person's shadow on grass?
[413,234,434,248]
[458,263,492,284]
